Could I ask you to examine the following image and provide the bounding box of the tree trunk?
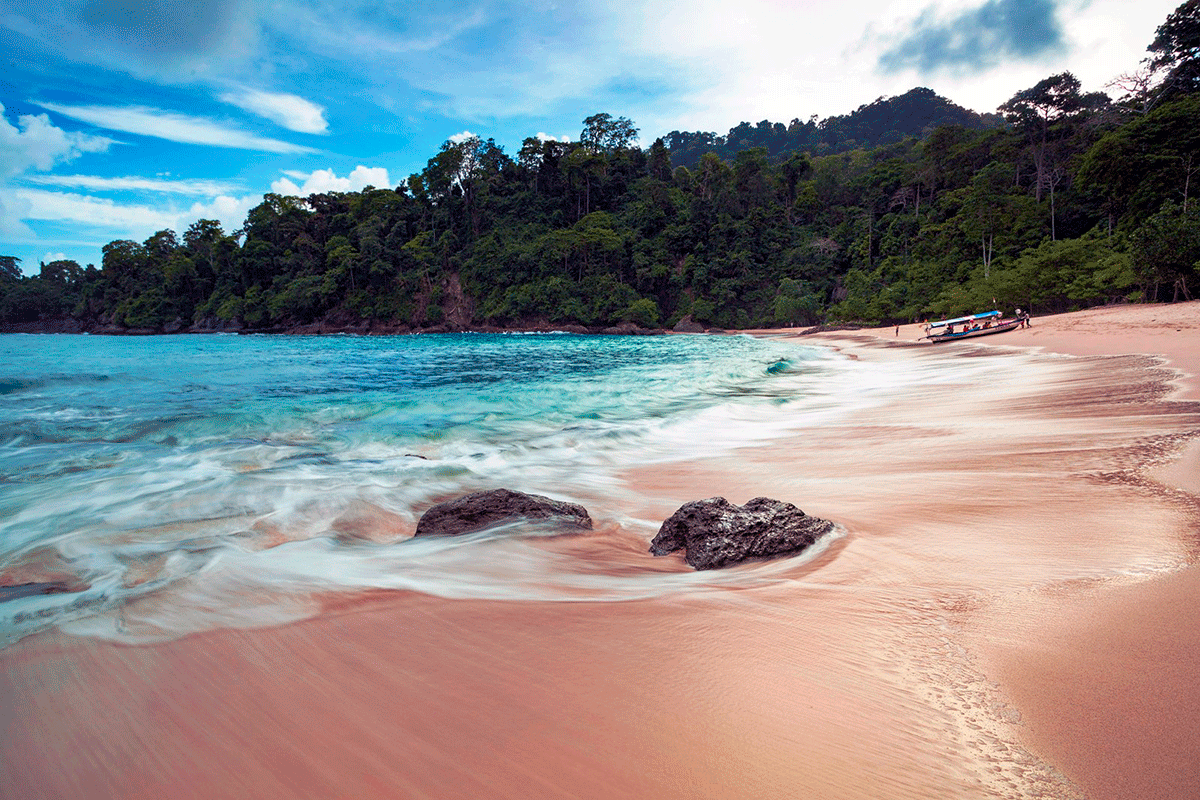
[1034,112,1049,203]
[1183,153,1194,213]
[1050,179,1056,241]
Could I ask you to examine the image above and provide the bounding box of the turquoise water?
[0,332,870,645]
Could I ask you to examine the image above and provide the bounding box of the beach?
[2,302,1199,800]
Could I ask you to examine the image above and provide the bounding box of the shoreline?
[0,316,678,337]
[3,302,1199,799]
[805,300,1200,800]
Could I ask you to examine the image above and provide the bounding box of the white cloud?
[219,88,329,134]
[38,102,316,154]
[448,130,478,144]
[0,193,35,238]
[624,0,1179,132]
[1,0,263,83]
[535,132,571,142]
[15,188,180,230]
[182,193,261,233]
[271,165,391,196]
[42,251,66,263]
[0,103,114,179]
[20,174,244,196]
[12,187,261,241]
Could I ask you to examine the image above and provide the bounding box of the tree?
[39,259,83,284]
[780,152,813,208]
[1131,201,1200,301]
[580,113,639,153]
[1077,95,1200,226]
[999,73,1107,201]
[646,137,672,181]
[1148,0,1200,99]
[693,152,731,202]
[0,256,21,282]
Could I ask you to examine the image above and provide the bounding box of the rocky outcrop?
[599,322,665,335]
[414,489,593,537]
[672,315,705,333]
[649,497,833,570]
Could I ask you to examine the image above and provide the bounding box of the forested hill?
[1,1,1198,336]
[662,88,1003,169]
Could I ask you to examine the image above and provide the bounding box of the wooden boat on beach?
[921,310,1022,342]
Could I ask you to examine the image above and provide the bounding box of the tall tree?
[646,137,672,182]
[999,73,1106,202]
[1148,0,1200,100]
[580,113,639,153]
[0,256,21,282]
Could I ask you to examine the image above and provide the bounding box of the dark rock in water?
[414,489,593,537]
[0,581,79,602]
[600,321,642,335]
[672,315,705,333]
[649,497,833,570]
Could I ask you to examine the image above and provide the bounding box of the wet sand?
[840,301,1200,800]
[3,302,1200,799]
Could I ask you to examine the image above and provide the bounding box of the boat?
[921,310,1022,342]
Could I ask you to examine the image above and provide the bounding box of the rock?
[649,496,833,570]
[0,547,90,594]
[672,315,705,333]
[600,321,641,335]
[0,582,80,602]
[414,489,593,537]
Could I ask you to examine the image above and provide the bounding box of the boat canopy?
[927,310,1001,330]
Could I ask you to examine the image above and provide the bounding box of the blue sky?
[0,0,1182,274]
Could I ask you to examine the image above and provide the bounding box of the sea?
[0,331,1010,648]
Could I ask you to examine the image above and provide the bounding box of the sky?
[0,0,1183,274]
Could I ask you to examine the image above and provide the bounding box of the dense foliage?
[3,3,1199,332]
[662,87,1001,169]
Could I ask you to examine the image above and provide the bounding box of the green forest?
[3,1,1199,334]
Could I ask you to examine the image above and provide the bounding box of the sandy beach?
[3,302,1199,800]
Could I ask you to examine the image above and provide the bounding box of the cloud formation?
[15,188,180,229]
[21,174,244,195]
[37,103,315,154]
[14,187,260,240]
[878,0,1066,74]
[219,89,329,134]
[0,194,35,238]
[271,166,392,196]
[2,0,262,80]
[1,103,114,179]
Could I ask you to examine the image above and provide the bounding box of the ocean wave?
[0,331,894,646]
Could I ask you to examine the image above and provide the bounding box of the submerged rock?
[0,547,90,595]
[649,497,833,570]
[414,489,593,537]
[0,582,79,603]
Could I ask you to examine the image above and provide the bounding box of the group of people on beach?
[917,308,1031,338]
